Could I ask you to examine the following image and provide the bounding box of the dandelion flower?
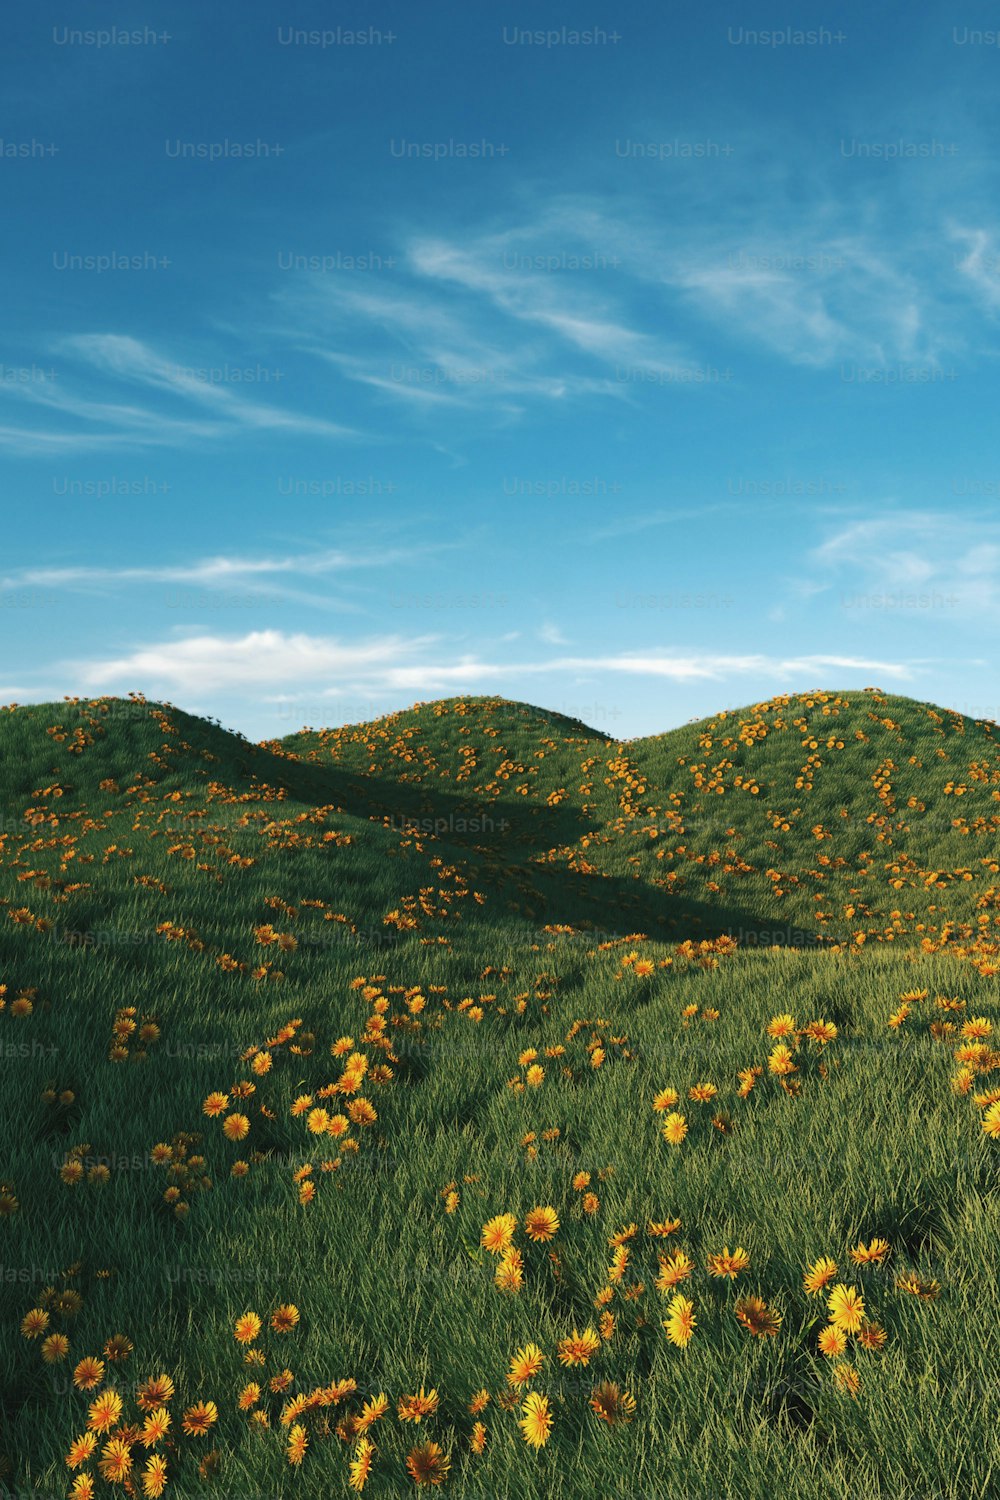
[357,1391,389,1432]
[817,1325,847,1358]
[508,1343,544,1388]
[87,1389,123,1433]
[857,1321,888,1350]
[182,1400,218,1436]
[661,1112,688,1145]
[663,1294,696,1348]
[65,1432,98,1469]
[848,1238,890,1267]
[287,1424,308,1466]
[222,1113,250,1142]
[142,1454,169,1499]
[735,1296,782,1338]
[827,1284,865,1334]
[72,1357,105,1391]
[556,1327,601,1367]
[20,1308,49,1339]
[349,1436,375,1491]
[707,1246,750,1279]
[895,1271,941,1300]
[136,1374,174,1410]
[589,1381,636,1426]
[41,1333,70,1362]
[803,1256,838,1295]
[524,1205,559,1242]
[767,1044,797,1076]
[655,1249,694,1291]
[397,1387,439,1422]
[480,1213,516,1254]
[518,1391,553,1448]
[234,1311,262,1345]
[405,1441,451,1485]
[98,1439,133,1484]
[140,1407,171,1446]
[271,1303,300,1333]
[833,1362,861,1398]
[652,1088,680,1112]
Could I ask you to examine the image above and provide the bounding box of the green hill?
[0,690,998,1500]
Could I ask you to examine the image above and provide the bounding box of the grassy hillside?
[0,691,998,1499]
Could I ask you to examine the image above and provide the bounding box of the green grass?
[0,690,998,1499]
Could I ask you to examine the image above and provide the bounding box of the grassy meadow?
[0,688,998,1499]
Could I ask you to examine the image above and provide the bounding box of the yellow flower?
[661,1112,687,1145]
[655,1250,694,1291]
[20,1308,49,1339]
[818,1325,847,1358]
[98,1438,133,1484]
[65,1432,98,1469]
[735,1296,782,1337]
[481,1213,517,1254]
[349,1436,375,1491]
[140,1407,172,1446]
[706,1246,750,1279]
[518,1391,553,1448]
[234,1311,262,1344]
[523,1205,559,1242]
[589,1381,636,1426]
[508,1343,544,1388]
[803,1256,839,1295]
[405,1440,451,1484]
[663,1294,696,1347]
[182,1400,219,1436]
[857,1321,888,1350]
[556,1327,601,1367]
[827,1284,865,1334]
[397,1387,439,1422]
[142,1454,169,1499]
[286,1423,308,1466]
[833,1362,861,1398]
[848,1237,890,1266]
[271,1303,300,1333]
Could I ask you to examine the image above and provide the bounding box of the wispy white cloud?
[65,630,915,702]
[0,545,444,598]
[74,630,439,695]
[810,512,1000,616]
[951,225,1000,312]
[0,334,358,453]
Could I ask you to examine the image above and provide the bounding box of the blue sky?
[3,1,999,740]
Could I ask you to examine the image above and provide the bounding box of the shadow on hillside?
[230,749,831,948]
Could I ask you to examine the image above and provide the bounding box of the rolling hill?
[0,689,998,1500]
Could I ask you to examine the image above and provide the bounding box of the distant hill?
[1,688,998,959]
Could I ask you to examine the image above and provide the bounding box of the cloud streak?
[65,630,915,701]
